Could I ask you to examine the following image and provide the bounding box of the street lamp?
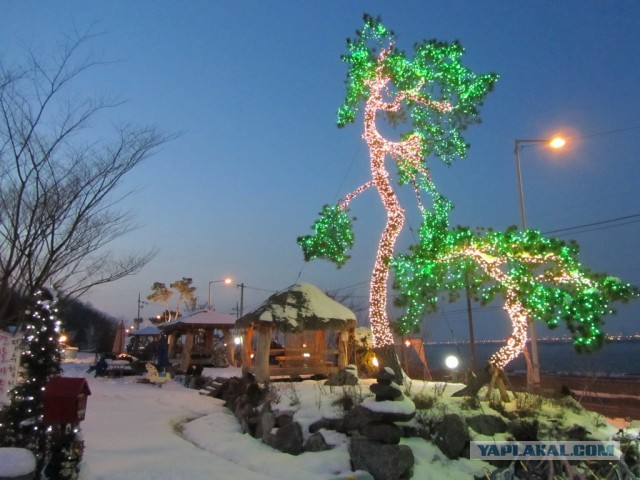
[514,136,566,391]
[208,278,232,309]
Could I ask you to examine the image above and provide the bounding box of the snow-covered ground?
[10,354,638,479]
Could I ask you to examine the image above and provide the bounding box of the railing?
[270,348,338,367]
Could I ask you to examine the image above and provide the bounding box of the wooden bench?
[275,355,333,367]
[106,360,132,377]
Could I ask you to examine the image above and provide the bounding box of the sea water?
[425,339,640,376]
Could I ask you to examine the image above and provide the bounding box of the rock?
[564,424,589,441]
[304,432,332,452]
[344,405,377,432]
[360,398,416,423]
[221,377,244,410]
[219,375,263,411]
[345,405,415,432]
[349,437,414,480]
[246,382,265,406]
[309,417,346,434]
[361,421,402,445]
[255,403,276,442]
[508,419,539,442]
[234,395,253,418]
[325,367,359,386]
[560,385,576,399]
[270,421,304,456]
[400,424,429,440]
[375,367,396,385]
[432,414,469,460]
[345,364,358,374]
[234,395,260,436]
[275,412,294,428]
[370,383,402,401]
[466,414,508,436]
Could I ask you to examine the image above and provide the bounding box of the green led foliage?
[297,204,354,268]
[300,14,496,273]
[393,186,639,352]
[299,15,637,368]
[338,14,498,165]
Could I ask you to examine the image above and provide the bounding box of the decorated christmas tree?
[0,288,62,449]
[0,288,62,463]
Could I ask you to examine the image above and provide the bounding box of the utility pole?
[135,293,147,329]
[237,283,245,317]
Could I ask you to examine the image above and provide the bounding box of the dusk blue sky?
[2,2,639,343]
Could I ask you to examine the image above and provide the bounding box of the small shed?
[236,283,357,382]
[42,377,91,425]
[158,309,237,372]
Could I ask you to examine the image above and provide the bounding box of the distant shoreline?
[424,337,640,346]
[420,338,640,377]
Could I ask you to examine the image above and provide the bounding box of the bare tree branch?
[0,31,174,327]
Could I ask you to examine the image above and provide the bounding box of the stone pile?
[325,364,358,387]
[348,367,415,480]
[211,369,418,479]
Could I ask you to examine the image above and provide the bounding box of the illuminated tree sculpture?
[298,15,497,377]
[392,189,638,387]
[299,16,637,385]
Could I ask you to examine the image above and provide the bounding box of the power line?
[543,213,640,236]
[328,280,370,293]
[552,220,640,238]
[574,124,640,141]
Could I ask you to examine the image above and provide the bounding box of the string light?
[393,193,639,370]
[299,16,636,372]
[0,288,63,455]
[299,15,497,350]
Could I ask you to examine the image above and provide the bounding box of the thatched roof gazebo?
[235,283,357,382]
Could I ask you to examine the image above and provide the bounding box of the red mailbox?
[42,377,91,425]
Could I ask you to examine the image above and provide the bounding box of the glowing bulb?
[372,356,379,367]
[549,137,566,149]
[445,355,459,369]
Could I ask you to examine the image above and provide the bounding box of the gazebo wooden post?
[254,324,273,383]
[204,329,214,353]
[168,333,177,359]
[223,328,235,366]
[337,330,349,368]
[314,330,325,362]
[241,325,254,375]
[180,332,195,372]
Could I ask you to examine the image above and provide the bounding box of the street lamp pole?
[514,136,566,391]
[208,278,232,309]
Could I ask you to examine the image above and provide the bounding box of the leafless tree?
[0,31,173,327]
